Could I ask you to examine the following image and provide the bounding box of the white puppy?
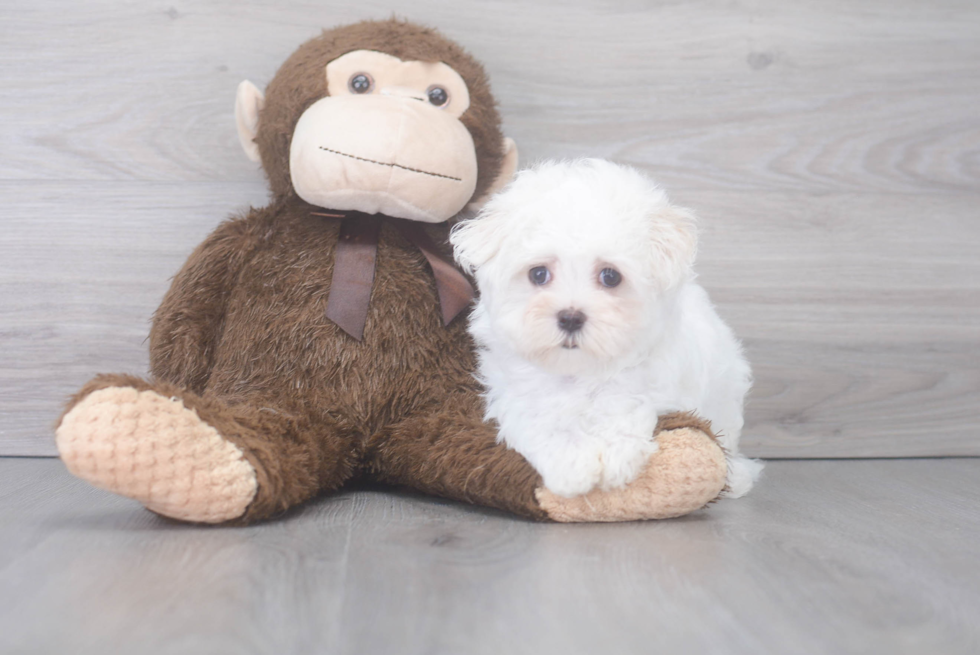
[451,159,762,499]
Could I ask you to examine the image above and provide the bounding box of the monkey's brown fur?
[57,19,724,524]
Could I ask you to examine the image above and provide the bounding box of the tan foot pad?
[536,428,727,522]
[56,387,257,524]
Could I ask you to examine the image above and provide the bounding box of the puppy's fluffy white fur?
[451,159,762,499]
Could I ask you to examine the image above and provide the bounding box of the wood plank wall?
[1,0,978,456]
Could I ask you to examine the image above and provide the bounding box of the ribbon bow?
[312,211,475,341]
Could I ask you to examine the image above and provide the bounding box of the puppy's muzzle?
[557,309,587,334]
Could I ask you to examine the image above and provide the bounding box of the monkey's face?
[238,25,519,220]
[286,50,478,223]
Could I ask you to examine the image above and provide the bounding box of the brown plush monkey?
[55,19,728,524]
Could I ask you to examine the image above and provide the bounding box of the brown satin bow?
[312,210,475,341]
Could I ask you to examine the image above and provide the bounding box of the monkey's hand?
[535,413,726,522]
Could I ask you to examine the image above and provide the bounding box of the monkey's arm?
[149,214,258,393]
[368,385,727,522]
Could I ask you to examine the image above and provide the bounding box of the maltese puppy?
[451,159,762,499]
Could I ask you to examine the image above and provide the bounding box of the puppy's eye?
[599,268,622,288]
[529,266,551,286]
[348,73,373,94]
[427,85,449,107]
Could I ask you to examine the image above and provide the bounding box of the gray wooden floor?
[2,0,979,457]
[1,457,978,654]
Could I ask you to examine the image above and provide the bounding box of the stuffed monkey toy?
[55,19,729,524]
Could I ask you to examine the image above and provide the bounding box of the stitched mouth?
[561,338,579,350]
[319,147,462,182]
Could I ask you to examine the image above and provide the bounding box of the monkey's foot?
[535,427,727,522]
[56,386,257,523]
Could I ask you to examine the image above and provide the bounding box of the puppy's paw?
[722,455,764,498]
[535,447,604,498]
[598,437,660,491]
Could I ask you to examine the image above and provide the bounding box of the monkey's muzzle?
[290,95,479,223]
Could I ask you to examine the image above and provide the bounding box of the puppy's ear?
[648,204,698,289]
[450,207,511,274]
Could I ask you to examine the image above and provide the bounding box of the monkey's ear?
[467,137,518,212]
[235,80,265,163]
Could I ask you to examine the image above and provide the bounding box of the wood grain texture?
[1,0,978,455]
[1,457,979,654]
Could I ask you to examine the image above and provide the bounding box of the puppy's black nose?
[557,309,587,334]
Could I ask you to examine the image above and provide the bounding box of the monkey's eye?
[529,266,551,286]
[348,73,373,94]
[599,268,622,288]
[427,85,449,107]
